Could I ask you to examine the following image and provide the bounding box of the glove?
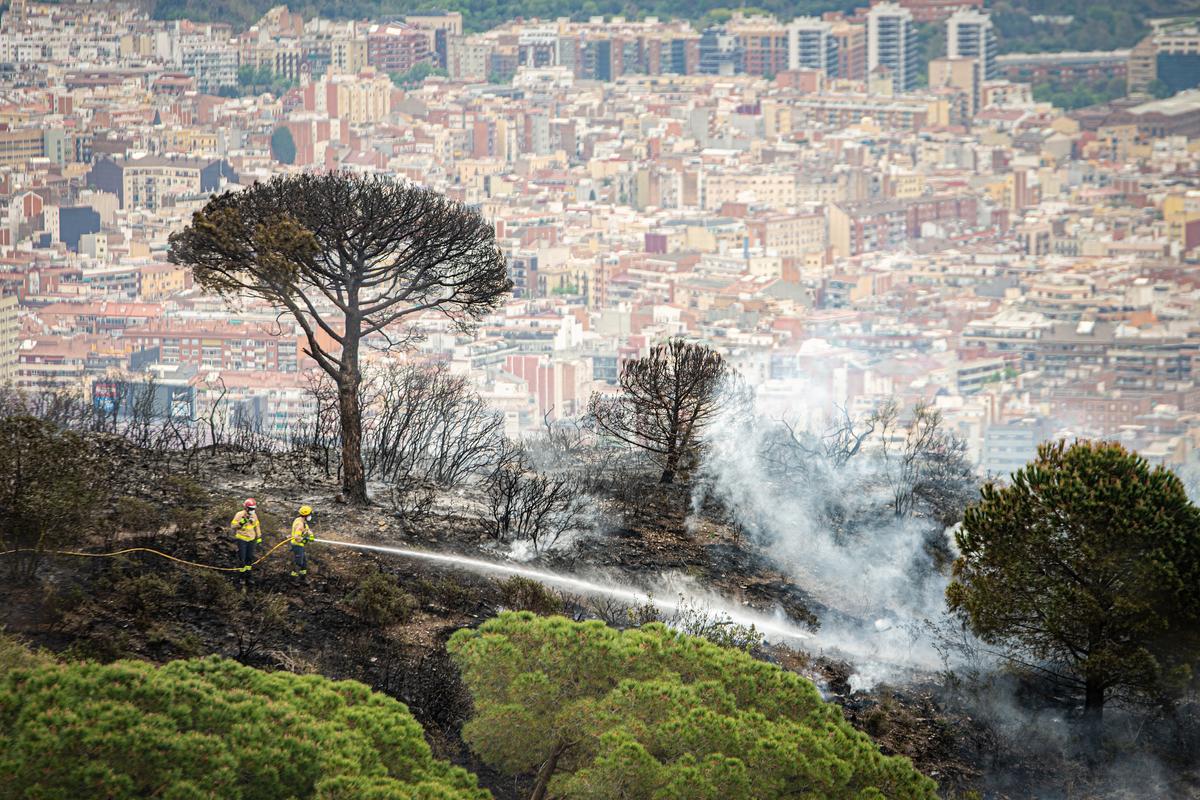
[256,537,263,545]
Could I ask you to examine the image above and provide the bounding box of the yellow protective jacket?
[290,516,313,547]
[231,510,261,542]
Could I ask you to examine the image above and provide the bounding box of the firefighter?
[230,498,261,578]
[290,505,314,577]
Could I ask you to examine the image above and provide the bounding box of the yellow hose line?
[0,537,294,572]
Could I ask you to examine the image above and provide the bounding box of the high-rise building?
[787,17,838,77]
[867,3,919,92]
[947,9,997,81]
[831,20,866,81]
[0,293,17,385]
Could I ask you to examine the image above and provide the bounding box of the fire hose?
[0,536,294,572]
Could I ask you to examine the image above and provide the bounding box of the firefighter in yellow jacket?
[290,505,314,577]
[230,498,262,578]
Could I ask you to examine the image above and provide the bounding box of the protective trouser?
[291,544,307,576]
[238,539,255,573]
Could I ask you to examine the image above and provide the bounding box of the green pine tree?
[948,440,1200,723]
[448,612,937,800]
[0,655,490,799]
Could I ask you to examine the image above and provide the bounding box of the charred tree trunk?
[338,322,368,505]
[529,741,568,800]
[659,455,677,485]
[660,419,680,484]
[1084,677,1105,723]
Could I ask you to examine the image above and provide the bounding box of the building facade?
[867,3,919,93]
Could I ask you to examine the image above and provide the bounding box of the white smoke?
[694,391,975,688]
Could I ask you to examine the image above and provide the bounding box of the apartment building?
[726,14,789,78]
[702,171,797,211]
[0,293,17,384]
[87,156,238,211]
[305,70,392,124]
[366,23,432,73]
[179,40,237,92]
[406,11,464,67]
[867,3,919,93]
[330,37,368,74]
[831,20,866,81]
[0,128,45,166]
[930,57,981,117]
[1128,24,1200,94]
[699,27,740,76]
[16,337,91,391]
[892,0,983,24]
[788,17,839,77]
[644,32,700,75]
[1034,320,1115,378]
[828,195,977,257]
[788,94,941,131]
[947,9,997,81]
[746,212,827,258]
[125,320,303,372]
[448,35,492,80]
[829,199,908,258]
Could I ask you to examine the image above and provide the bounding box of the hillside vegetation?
[449,612,938,800]
[0,655,488,799]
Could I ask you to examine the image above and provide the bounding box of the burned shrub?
[484,446,589,553]
[497,576,563,616]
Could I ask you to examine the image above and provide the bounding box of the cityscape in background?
[4,0,1200,479]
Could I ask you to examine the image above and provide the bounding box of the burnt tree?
[588,339,746,484]
[169,172,511,503]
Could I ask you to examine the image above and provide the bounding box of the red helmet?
[244,498,257,510]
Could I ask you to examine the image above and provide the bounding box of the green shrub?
[449,612,937,800]
[0,656,489,799]
[346,570,417,627]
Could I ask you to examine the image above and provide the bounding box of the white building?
[867,2,919,93]
[179,39,238,93]
[948,9,998,81]
[787,17,838,77]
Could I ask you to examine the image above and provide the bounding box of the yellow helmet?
[299,505,312,517]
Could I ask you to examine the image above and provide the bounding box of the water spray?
[313,537,813,643]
